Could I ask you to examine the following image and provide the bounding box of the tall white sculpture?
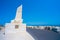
[5,5,26,33]
[15,5,22,20]
[5,5,34,40]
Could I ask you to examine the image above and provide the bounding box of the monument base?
[5,22,26,34]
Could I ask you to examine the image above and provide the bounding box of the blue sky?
[0,0,60,25]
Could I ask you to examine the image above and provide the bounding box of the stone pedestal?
[5,22,26,34]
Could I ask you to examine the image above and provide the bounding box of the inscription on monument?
[15,25,19,29]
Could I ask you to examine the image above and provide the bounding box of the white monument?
[5,5,34,40]
[5,5,26,33]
